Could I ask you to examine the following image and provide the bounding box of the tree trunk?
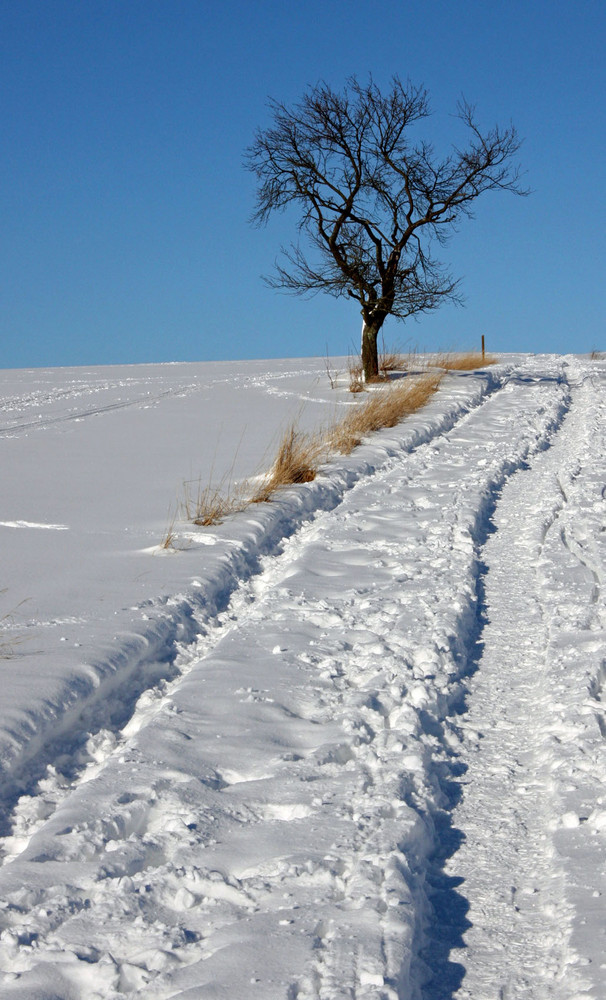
[361,322,381,382]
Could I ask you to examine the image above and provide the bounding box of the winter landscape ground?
[0,353,605,1000]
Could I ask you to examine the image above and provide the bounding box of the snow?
[1,353,605,999]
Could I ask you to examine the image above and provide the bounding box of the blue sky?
[1,0,604,368]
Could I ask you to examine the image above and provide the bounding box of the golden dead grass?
[168,346,502,533]
[429,351,498,371]
[171,369,444,532]
[180,373,442,528]
[378,340,412,375]
[346,346,497,385]
[251,425,325,504]
[379,350,404,373]
[350,342,411,387]
[347,354,364,393]
[182,479,247,527]
[329,373,442,454]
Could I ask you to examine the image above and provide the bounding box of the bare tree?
[246,76,527,380]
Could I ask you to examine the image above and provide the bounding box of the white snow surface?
[1,353,605,999]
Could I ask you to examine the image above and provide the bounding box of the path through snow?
[0,355,604,999]
[436,361,606,1000]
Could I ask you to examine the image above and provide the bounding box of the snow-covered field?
[1,353,605,999]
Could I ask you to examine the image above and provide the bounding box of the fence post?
[481,335,485,361]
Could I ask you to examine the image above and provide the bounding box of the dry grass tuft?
[429,350,497,371]
[590,349,605,361]
[159,506,178,549]
[329,373,442,455]
[173,366,444,534]
[347,353,365,392]
[177,425,327,524]
[251,425,325,503]
[348,342,411,387]
[379,350,405,374]
[378,339,410,375]
[324,349,341,388]
[181,478,247,527]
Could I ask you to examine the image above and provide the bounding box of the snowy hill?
[0,354,604,999]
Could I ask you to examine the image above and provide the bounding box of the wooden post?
[481,335,485,361]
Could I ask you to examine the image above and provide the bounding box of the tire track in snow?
[534,364,606,998]
[426,360,603,999]
[0,359,574,999]
[0,385,200,435]
[0,367,506,841]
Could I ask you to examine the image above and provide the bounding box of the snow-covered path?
[0,355,604,999]
[438,362,606,1000]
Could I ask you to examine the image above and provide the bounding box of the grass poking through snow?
[251,425,325,504]
[167,350,497,534]
[182,478,247,527]
[429,350,498,370]
[329,373,442,454]
[172,372,443,530]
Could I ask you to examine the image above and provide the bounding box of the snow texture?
[0,354,604,999]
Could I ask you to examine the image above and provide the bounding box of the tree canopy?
[247,76,526,379]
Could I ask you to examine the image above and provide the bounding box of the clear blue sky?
[1,0,604,368]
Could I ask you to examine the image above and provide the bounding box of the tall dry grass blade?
[178,474,244,526]
[160,506,178,549]
[176,367,443,532]
[251,425,325,503]
[429,351,497,371]
[324,347,340,388]
[190,483,247,526]
[329,373,442,454]
[378,338,410,375]
[347,350,364,392]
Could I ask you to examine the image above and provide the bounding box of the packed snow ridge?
[0,354,605,999]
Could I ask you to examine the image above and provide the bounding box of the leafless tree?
[246,76,527,380]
